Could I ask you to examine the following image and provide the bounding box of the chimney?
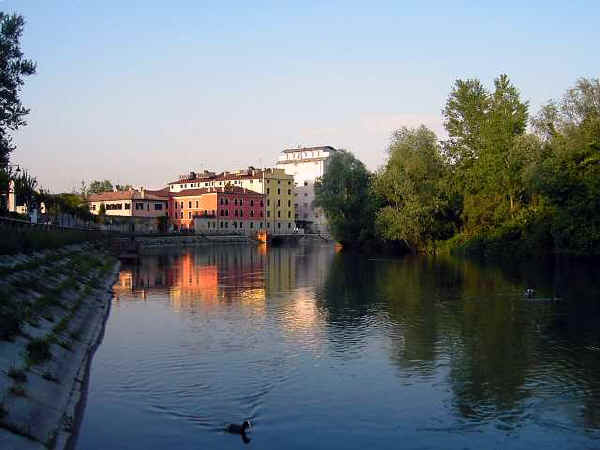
[140,187,145,199]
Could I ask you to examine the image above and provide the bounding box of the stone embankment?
[136,234,251,252]
[0,243,119,450]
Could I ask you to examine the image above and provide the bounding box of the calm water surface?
[78,244,600,449]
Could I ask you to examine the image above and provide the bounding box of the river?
[77,244,600,449]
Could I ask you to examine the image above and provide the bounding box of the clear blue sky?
[7,0,600,192]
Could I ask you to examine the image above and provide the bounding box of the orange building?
[168,185,264,230]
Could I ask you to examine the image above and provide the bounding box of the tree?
[13,169,37,211]
[374,126,456,252]
[528,77,600,254]
[314,150,377,246]
[0,13,36,167]
[87,179,113,194]
[443,74,529,233]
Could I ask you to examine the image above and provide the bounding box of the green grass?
[26,338,52,365]
[7,367,27,383]
[42,371,58,383]
[0,227,107,256]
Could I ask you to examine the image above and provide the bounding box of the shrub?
[26,338,51,364]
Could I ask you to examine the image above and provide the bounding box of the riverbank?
[0,243,119,449]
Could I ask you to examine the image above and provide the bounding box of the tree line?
[315,75,600,257]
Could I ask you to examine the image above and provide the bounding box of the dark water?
[78,244,600,449]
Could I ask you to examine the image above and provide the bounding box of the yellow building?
[168,167,296,234]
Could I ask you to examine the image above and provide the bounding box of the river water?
[77,244,600,449]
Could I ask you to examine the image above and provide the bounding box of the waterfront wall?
[0,244,119,449]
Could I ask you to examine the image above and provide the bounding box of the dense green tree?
[314,149,377,246]
[443,74,529,233]
[374,126,457,252]
[87,179,114,194]
[0,13,36,167]
[528,77,600,253]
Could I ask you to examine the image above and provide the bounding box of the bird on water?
[226,420,252,443]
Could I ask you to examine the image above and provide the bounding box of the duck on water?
[226,420,252,444]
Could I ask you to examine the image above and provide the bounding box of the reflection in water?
[80,245,600,450]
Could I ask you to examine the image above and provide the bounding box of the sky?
[5,0,600,192]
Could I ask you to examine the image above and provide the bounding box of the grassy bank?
[0,244,118,447]
[0,225,107,255]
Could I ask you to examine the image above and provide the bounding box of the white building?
[276,146,338,234]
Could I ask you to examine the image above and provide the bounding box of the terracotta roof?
[282,146,336,154]
[87,188,169,202]
[167,168,291,185]
[171,186,264,197]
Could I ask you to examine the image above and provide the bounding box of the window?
[277,180,280,184]
[225,199,229,205]
[220,210,224,216]
[240,210,243,217]
[225,210,229,216]
[250,222,254,228]
[239,222,243,228]
[277,211,281,218]
[220,198,224,205]
[288,200,291,207]
[137,202,144,210]
[225,222,228,228]
[240,199,243,206]
[287,189,291,195]
[304,193,308,197]
[220,221,223,228]
[304,181,308,186]
[288,211,291,218]
[250,210,254,217]
[267,211,270,217]
[260,222,263,228]
[304,202,308,208]
[267,188,270,195]
[235,210,238,217]
[277,199,281,207]
[180,201,184,208]
[154,203,163,210]
[125,203,131,209]
[234,199,238,206]
[260,211,263,217]
[188,212,192,219]
[288,223,291,228]
[250,200,254,206]
[188,201,191,208]
[278,222,281,228]
[260,200,264,207]
[267,199,270,206]
[294,203,298,208]
[277,188,280,195]
[288,180,291,185]
[196,201,199,208]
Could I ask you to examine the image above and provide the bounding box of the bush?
[26,338,51,364]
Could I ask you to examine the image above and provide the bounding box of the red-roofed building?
[169,186,265,232]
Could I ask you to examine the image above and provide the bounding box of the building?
[276,145,338,234]
[86,187,169,233]
[167,167,296,233]
[168,185,265,234]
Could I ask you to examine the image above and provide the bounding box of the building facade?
[167,167,295,233]
[169,186,266,234]
[276,146,337,234]
[87,188,169,218]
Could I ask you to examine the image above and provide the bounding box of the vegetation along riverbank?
[315,75,600,259]
[0,243,119,449]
